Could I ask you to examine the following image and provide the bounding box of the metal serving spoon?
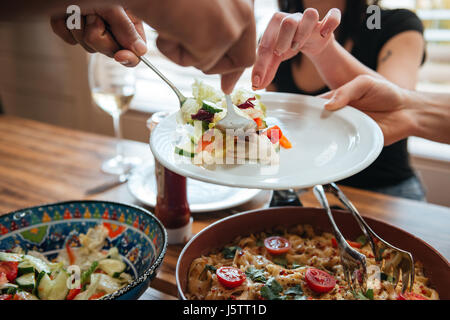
[139,56,255,132]
[215,94,257,132]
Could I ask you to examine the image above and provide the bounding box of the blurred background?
[0,0,449,206]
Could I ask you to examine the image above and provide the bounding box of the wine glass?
[89,53,142,175]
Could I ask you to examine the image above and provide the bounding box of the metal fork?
[313,185,367,293]
[323,183,414,293]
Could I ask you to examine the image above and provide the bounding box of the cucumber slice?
[16,273,35,290]
[98,259,126,277]
[36,272,52,299]
[18,261,35,275]
[0,252,23,262]
[24,255,51,274]
[47,271,69,300]
[175,146,195,158]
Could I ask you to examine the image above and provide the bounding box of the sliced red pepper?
[279,135,292,149]
[66,288,81,300]
[89,291,106,300]
[196,134,214,153]
[263,125,283,143]
[66,242,76,265]
[253,117,264,129]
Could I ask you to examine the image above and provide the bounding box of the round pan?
[176,207,450,300]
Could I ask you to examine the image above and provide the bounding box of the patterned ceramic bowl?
[0,200,167,300]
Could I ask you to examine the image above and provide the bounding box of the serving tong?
[314,183,415,295]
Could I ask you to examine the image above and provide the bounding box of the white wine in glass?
[89,53,141,175]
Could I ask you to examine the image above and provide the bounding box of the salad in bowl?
[0,225,132,300]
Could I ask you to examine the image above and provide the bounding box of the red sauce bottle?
[148,112,192,244]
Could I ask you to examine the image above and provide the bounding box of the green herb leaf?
[202,101,222,114]
[365,288,374,300]
[355,235,368,246]
[353,290,369,300]
[204,264,217,273]
[221,246,241,259]
[353,289,374,300]
[380,272,394,283]
[245,267,266,283]
[284,285,304,296]
[272,255,288,267]
[260,277,283,300]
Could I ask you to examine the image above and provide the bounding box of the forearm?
[407,91,450,144]
[307,39,381,89]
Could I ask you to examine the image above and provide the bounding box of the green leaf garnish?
[260,277,283,300]
[272,255,288,267]
[245,267,266,283]
[221,246,241,259]
[204,264,217,273]
[355,235,368,246]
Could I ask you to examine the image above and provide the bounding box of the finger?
[156,36,198,67]
[221,70,244,94]
[259,55,284,89]
[83,14,120,58]
[97,6,147,56]
[114,50,140,67]
[204,18,256,75]
[320,8,341,38]
[70,16,96,53]
[50,15,77,45]
[274,13,302,56]
[252,12,287,89]
[125,9,146,44]
[324,77,370,110]
[318,90,335,99]
[292,8,319,50]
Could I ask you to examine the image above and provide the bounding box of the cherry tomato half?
[0,261,18,282]
[264,236,291,255]
[397,292,427,300]
[216,267,246,289]
[305,268,336,293]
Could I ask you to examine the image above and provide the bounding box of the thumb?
[323,76,372,111]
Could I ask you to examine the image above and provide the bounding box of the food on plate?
[186,224,438,300]
[0,225,132,300]
[175,81,291,165]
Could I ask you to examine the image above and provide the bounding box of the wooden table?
[0,115,449,299]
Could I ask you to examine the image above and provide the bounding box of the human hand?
[144,0,256,94]
[50,5,147,67]
[251,8,341,90]
[321,75,416,145]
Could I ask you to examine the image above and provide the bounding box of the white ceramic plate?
[127,163,262,212]
[150,92,383,190]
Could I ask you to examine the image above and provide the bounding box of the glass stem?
[113,114,123,161]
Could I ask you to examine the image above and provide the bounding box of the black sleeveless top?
[273,9,425,188]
